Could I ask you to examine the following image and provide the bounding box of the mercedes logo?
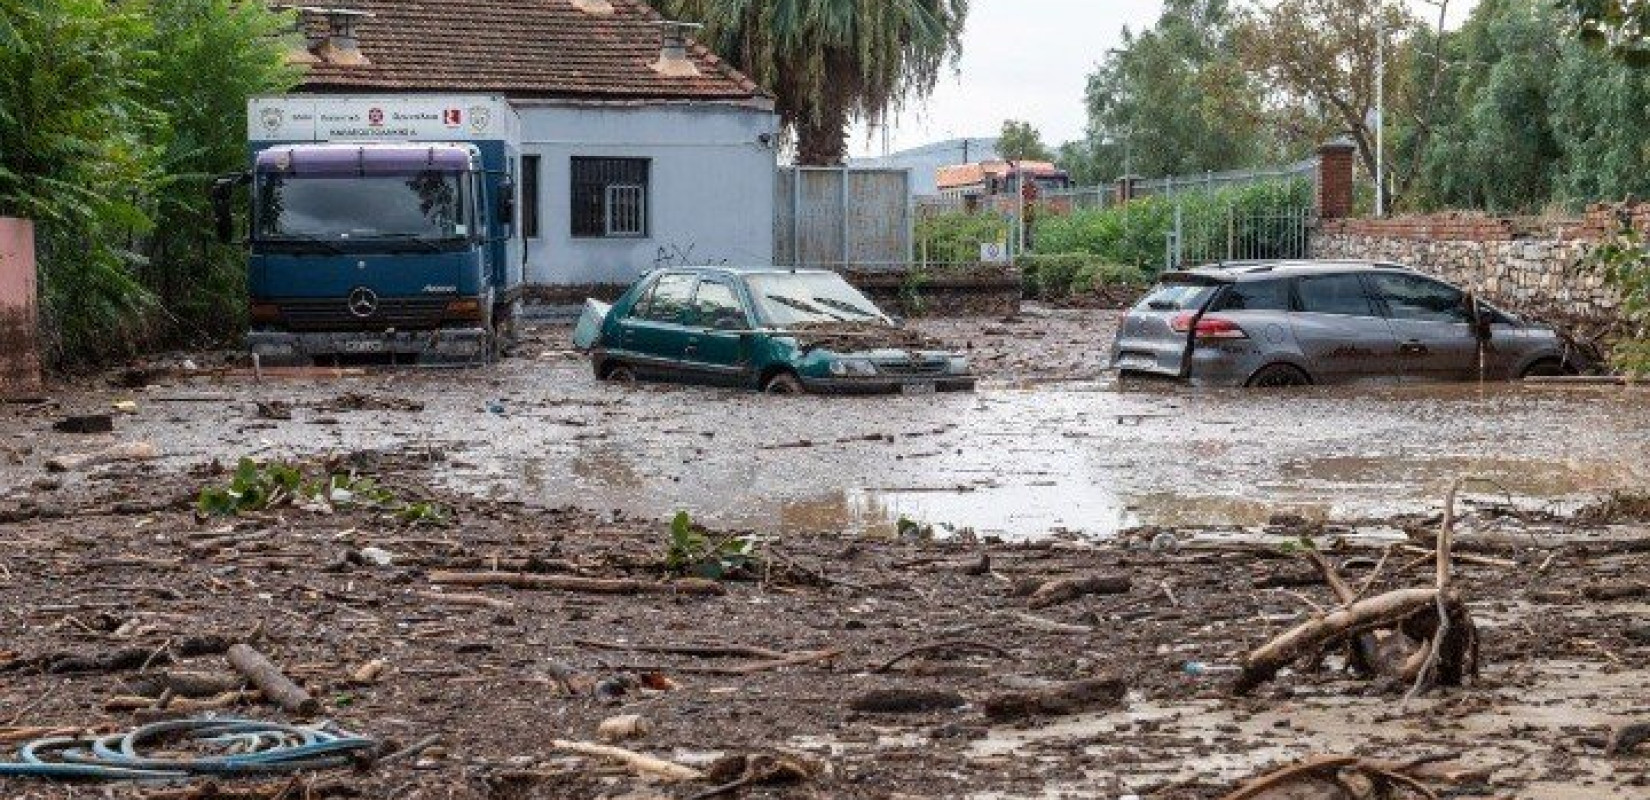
[347,287,380,319]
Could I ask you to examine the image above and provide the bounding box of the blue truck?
[214,95,525,365]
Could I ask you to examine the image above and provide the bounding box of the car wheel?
[1247,363,1312,388]
[1520,358,1570,379]
[764,372,806,395]
[605,364,638,384]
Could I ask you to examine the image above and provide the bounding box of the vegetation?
[0,0,295,364]
[1580,212,1650,376]
[1018,254,1148,300]
[916,210,1009,266]
[198,457,450,526]
[1034,179,1313,271]
[997,120,1053,162]
[1565,0,1650,63]
[665,511,757,580]
[651,0,969,165]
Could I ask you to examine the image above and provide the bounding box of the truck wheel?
[764,372,806,395]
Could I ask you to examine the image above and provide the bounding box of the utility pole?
[1375,2,1386,218]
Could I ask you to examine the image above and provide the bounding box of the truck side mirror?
[497,179,516,229]
[211,173,249,245]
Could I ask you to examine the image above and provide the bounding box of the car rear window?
[1136,283,1217,312]
[1296,274,1377,317]
[1213,279,1291,312]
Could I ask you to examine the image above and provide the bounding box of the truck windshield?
[746,273,892,326]
[256,171,470,241]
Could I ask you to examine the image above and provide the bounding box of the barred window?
[572,157,649,238]
[520,155,541,238]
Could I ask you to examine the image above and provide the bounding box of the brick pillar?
[1113,175,1138,206]
[1316,139,1356,220]
[0,217,41,396]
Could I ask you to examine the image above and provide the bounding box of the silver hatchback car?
[1110,261,1578,387]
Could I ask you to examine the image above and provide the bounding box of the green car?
[582,267,976,394]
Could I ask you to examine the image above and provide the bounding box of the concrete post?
[1316,139,1357,220]
[0,217,42,396]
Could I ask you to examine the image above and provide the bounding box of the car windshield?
[746,273,891,326]
[256,171,469,241]
[1136,281,1218,312]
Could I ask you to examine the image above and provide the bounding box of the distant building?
[935,160,1073,201]
[851,138,1001,195]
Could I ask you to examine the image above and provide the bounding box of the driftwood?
[105,690,262,713]
[871,640,1013,674]
[1026,574,1131,610]
[551,739,704,782]
[674,648,843,676]
[227,644,319,716]
[1222,754,1439,800]
[429,571,727,596]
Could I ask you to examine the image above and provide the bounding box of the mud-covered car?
[578,267,976,395]
[1111,260,1581,387]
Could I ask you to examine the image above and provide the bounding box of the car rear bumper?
[248,327,489,364]
[802,376,978,395]
[1112,346,1259,387]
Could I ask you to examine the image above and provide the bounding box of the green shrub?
[916,211,1010,266]
[1018,253,1150,298]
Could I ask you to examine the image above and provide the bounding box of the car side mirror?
[1473,311,1494,342]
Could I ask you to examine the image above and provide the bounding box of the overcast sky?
[848,0,1477,159]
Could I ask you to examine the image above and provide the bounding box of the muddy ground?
[1,308,1648,799]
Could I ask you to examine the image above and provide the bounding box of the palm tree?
[654,0,970,165]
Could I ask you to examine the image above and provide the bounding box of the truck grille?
[277,297,449,332]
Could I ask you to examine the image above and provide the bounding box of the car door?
[1364,272,1480,382]
[680,278,753,386]
[623,272,698,380]
[1289,273,1404,385]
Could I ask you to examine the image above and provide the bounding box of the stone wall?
[1311,206,1648,324]
[0,218,41,396]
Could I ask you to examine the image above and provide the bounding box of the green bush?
[0,0,295,364]
[1018,253,1149,298]
[915,211,1010,267]
[1032,178,1314,272]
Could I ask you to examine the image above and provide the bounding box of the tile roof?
[936,161,1065,190]
[292,0,768,102]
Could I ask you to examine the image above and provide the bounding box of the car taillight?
[1170,312,1247,339]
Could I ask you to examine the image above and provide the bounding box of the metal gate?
[775,167,913,269]
[1165,203,1315,270]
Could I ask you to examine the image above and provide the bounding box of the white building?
[291,0,779,296]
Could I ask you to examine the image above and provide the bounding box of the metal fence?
[1166,206,1315,270]
[775,167,913,270]
[1135,159,1318,199]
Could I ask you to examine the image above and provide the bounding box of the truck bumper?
[248,328,489,365]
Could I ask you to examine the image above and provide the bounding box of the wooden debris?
[1026,573,1131,610]
[429,571,727,596]
[227,644,319,716]
[596,714,652,743]
[551,739,704,782]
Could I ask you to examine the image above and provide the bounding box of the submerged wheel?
[1247,363,1313,388]
[604,363,637,384]
[1520,358,1570,379]
[763,372,806,395]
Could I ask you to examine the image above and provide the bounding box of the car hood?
[772,322,952,355]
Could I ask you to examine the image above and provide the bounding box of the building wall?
[517,101,779,288]
[0,217,41,394]
[1311,208,1640,324]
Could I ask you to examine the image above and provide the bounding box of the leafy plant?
[198,458,451,525]
[1579,212,1650,376]
[665,511,757,581]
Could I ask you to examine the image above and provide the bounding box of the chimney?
[651,21,703,78]
[278,6,376,66]
[313,9,374,66]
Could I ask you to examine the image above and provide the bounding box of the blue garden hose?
[0,718,377,781]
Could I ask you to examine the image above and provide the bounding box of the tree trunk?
[794,104,850,166]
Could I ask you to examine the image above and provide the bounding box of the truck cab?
[218,95,524,365]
